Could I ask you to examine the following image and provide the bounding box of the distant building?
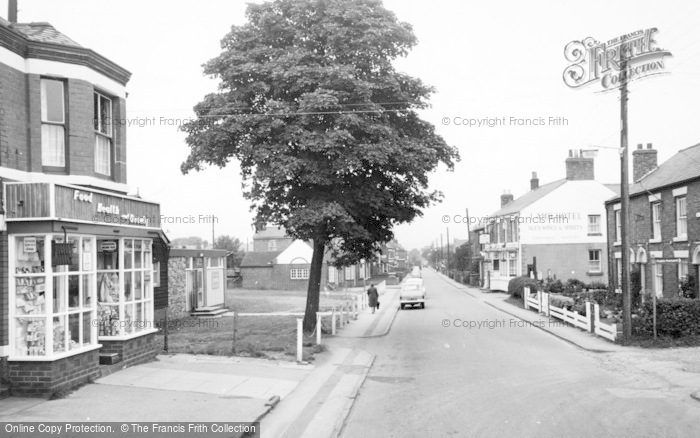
[605,143,700,299]
[482,151,619,291]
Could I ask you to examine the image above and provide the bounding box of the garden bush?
[508,276,539,298]
[564,278,586,294]
[544,279,563,294]
[634,298,700,338]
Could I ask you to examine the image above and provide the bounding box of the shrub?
[634,298,700,338]
[564,278,586,294]
[587,281,608,290]
[508,276,539,298]
[544,279,563,294]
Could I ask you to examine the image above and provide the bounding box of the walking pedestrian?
[367,284,379,314]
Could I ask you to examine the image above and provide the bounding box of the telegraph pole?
[440,234,444,272]
[620,51,632,340]
[446,227,451,274]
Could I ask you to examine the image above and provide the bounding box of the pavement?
[431,271,628,353]
[0,284,401,438]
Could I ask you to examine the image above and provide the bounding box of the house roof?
[490,179,567,216]
[608,143,700,202]
[240,251,281,267]
[253,226,289,240]
[4,21,82,47]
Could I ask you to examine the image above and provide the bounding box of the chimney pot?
[530,172,539,190]
[637,143,643,149]
[500,192,514,208]
[565,153,595,181]
[647,143,653,149]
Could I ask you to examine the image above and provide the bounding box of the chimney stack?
[632,143,658,182]
[530,172,539,190]
[501,190,514,208]
[565,149,594,180]
[8,0,18,23]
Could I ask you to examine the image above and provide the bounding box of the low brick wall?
[99,332,157,368]
[8,349,101,397]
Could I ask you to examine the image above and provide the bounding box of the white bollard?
[332,307,337,335]
[345,300,350,323]
[316,312,322,345]
[339,305,344,328]
[353,296,358,320]
[297,318,303,363]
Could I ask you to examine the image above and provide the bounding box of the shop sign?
[478,234,490,244]
[563,28,672,91]
[100,241,117,252]
[23,237,37,253]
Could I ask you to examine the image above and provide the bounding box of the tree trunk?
[303,238,326,333]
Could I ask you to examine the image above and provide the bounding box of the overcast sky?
[5,0,700,251]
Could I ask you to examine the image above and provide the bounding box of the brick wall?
[253,237,293,253]
[522,242,608,284]
[565,157,594,180]
[0,232,7,385]
[0,63,29,171]
[99,333,157,369]
[8,349,101,397]
[606,178,700,297]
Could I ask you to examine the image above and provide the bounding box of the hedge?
[508,276,539,298]
[633,298,700,338]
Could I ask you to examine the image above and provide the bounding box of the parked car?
[400,282,426,309]
[411,266,421,278]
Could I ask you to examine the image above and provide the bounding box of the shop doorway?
[186,260,205,310]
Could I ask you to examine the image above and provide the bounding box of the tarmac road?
[339,268,700,437]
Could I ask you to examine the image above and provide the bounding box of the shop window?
[588,250,602,272]
[676,196,687,238]
[94,92,112,176]
[290,268,309,280]
[588,215,601,234]
[41,79,66,168]
[11,235,97,358]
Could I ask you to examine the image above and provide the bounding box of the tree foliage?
[180,0,458,330]
[213,235,246,268]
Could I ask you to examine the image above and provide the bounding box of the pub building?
[0,11,167,396]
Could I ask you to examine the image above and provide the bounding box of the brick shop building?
[482,150,619,291]
[0,16,165,395]
[605,143,700,299]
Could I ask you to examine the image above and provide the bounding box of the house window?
[653,263,663,297]
[267,240,277,251]
[678,260,688,283]
[676,196,687,238]
[588,250,602,272]
[41,79,66,168]
[615,210,621,243]
[328,267,336,283]
[345,266,356,280]
[510,219,517,242]
[492,260,500,272]
[616,258,622,288]
[94,92,113,176]
[290,268,309,280]
[508,259,517,277]
[503,220,509,243]
[588,215,601,234]
[651,202,661,239]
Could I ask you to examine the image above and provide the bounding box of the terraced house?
[605,143,700,299]
[0,14,167,396]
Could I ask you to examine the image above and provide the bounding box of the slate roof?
[490,179,568,217]
[608,143,700,202]
[240,251,281,267]
[3,21,82,47]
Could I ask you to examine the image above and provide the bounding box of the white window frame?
[675,196,687,239]
[588,215,601,234]
[588,250,602,273]
[41,79,66,168]
[678,260,688,283]
[508,258,517,277]
[654,263,663,297]
[651,202,661,240]
[290,268,309,280]
[94,91,113,176]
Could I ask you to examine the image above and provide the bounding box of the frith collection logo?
[563,28,672,90]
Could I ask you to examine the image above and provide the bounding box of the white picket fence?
[522,287,620,342]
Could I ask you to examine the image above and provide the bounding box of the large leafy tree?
[181,0,458,331]
[214,235,245,268]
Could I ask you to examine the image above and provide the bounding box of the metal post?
[232,311,237,353]
[316,313,322,345]
[163,311,168,352]
[332,307,336,335]
[296,318,303,362]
